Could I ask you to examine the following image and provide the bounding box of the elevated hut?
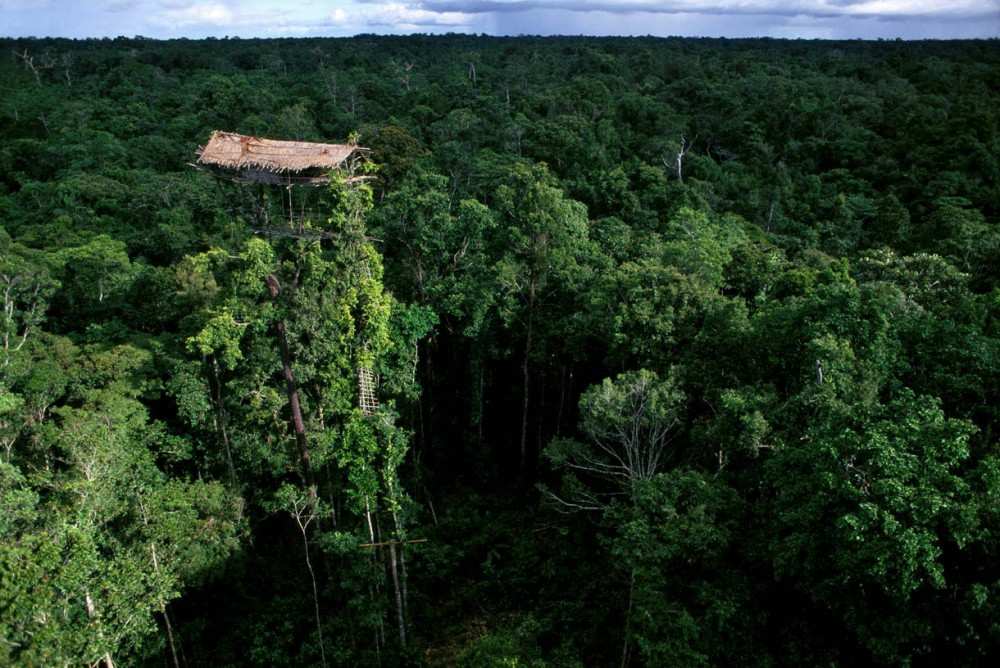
[195,131,380,416]
[196,130,369,186]
[194,130,371,231]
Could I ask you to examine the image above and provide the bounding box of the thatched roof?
[196,131,366,174]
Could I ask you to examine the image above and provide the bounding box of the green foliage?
[494,162,594,329]
[374,168,497,337]
[457,615,548,668]
[185,309,247,368]
[0,381,240,665]
[765,390,980,662]
[609,471,747,667]
[547,369,684,491]
[1,34,999,668]
[0,235,58,367]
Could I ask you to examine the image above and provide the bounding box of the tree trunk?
[365,499,376,544]
[536,369,546,455]
[393,510,410,634]
[162,605,181,668]
[85,591,116,668]
[620,569,635,668]
[208,355,237,487]
[152,544,182,668]
[556,365,567,436]
[422,338,435,465]
[416,347,427,457]
[388,541,406,647]
[479,356,486,448]
[519,291,535,477]
[299,526,328,668]
[373,509,387,655]
[266,274,316,504]
[139,496,183,668]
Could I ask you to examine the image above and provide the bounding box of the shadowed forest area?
[1,34,1000,666]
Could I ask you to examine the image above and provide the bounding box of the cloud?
[359,0,999,21]
[147,1,303,31]
[150,2,234,26]
[2,0,996,38]
[143,1,345,34]
[360,2,473,27]
[103,0,142,12]
[346,0,998,38]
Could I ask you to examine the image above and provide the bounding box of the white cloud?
[363,2,472,26]
[147,1,308,31]
[384,0,999,20]
[3,0,996,38]
[103,0,143,12]
[327,2,475,32]
[151,2,234,26]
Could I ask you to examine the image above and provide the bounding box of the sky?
[1,0,998,40]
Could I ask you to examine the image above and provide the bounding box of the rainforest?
[1,35,999,666]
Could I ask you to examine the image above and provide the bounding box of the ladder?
[358,366,379,416]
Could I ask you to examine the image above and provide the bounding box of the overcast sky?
[2,0,998,39]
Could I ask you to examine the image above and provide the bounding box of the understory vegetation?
[1,35,999,666]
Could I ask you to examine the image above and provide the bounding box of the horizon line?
[2,32,998,42]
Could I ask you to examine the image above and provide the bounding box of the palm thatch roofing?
[196,131,367,174]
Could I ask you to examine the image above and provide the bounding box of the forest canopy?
[1,34,999,666]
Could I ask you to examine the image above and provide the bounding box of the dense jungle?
[1,34,1000,666]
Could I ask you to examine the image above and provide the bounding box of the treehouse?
[192,130,372,232]
[195,130,369,186]
[194,131,380,417]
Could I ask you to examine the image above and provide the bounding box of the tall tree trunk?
[536,369,546,454]
[365,499,376,544]
[399,544,409,620]
[85,591,116,668]
[476,354,485,449]
[388,542,406,647]
[208,355,237,487]
[620,569,635,668]
[162,605,181,668]
[392,510,410,636]
[519,290,535,477]
[421,338,435,464]
[373,508,387,655]
[151,543,181,668]
[266,274,316,504]
[139,496,183,668]
[416,350,427,457]
[556,365,567,436]
[299,524,328,668]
